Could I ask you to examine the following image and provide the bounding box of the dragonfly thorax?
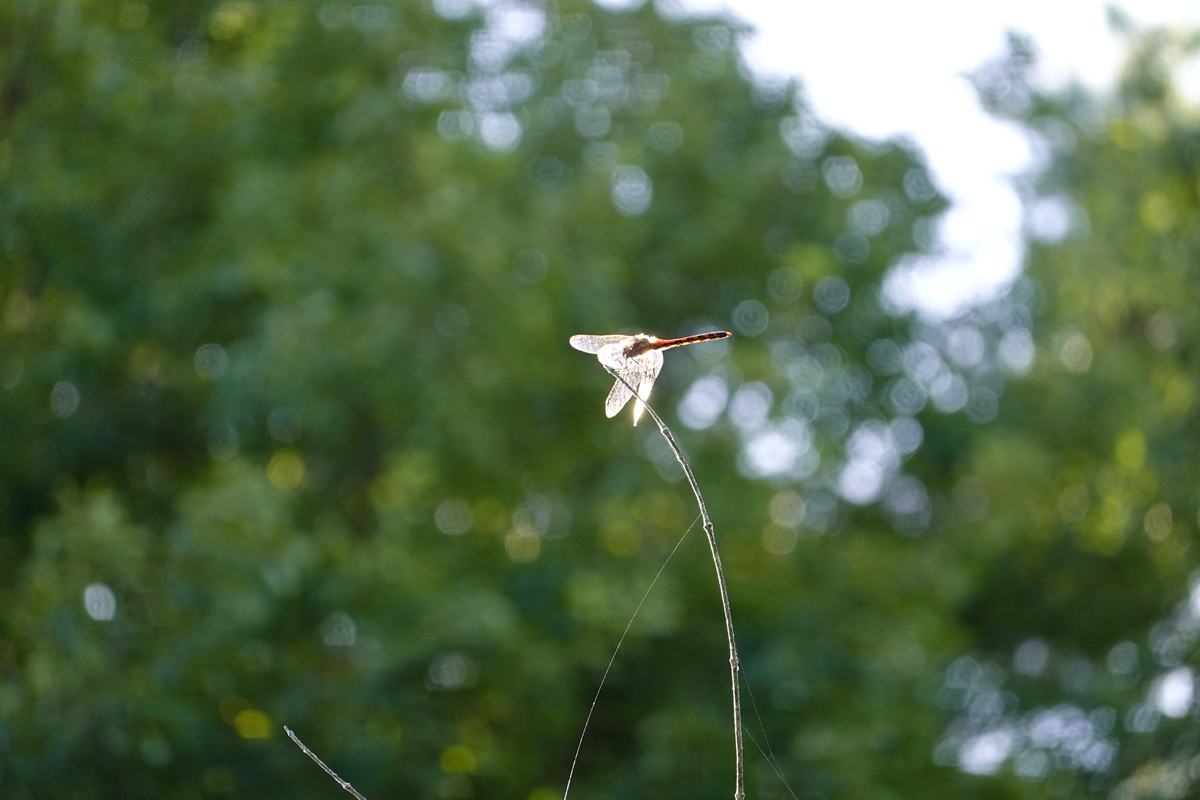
[619,334,658,359]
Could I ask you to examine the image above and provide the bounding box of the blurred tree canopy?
[2,1,1199,799]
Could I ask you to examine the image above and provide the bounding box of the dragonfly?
[569,330,731,425]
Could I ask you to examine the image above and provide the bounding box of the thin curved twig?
[602,365,745,800]
[284,726,370,800]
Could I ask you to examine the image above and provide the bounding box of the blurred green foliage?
[2,2,1199,799]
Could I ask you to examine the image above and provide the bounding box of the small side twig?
[604,366,745,800]
[284,725,370,800]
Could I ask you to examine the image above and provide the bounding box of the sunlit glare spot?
[812,276,849,314]
[846,422,898,471]
[207,424,239,461]
[761,524,797,555]
[1125,701,1160,733]
[866,339,902,375]
[732,299,768,337]
[487,1,546,48]
[267,449,305,491]
[194,343,228,379]
[1153,667,1194,718]
[678,375,728,430]
[574,106,610,139]
[837,460,884,505]
[1013,638,1050,677]
[479,112,522,151]
[505,530,540,561]
[930,373,968,413]
[946,327,985,368]
[767,267,803,304]
[888,378,926,416]
[610,166,652,216]
[83,583,117,621]
[729,382,773,431]
[51,380,80,418]
[1146,311,1177,350]
[1144,502,1173,542]
[1027,195,1074,242]
[903,167,937,204]
[848,198,890,236]
[911,216,938,251]
[433,0,474,20]
[903,342,942,383]
[428,652,478,690]
[436,499,473,535]
[267,406,303,443]
[1059,333,1092,374]
[440,745,478,775]
[739,421,811,479]
[647,120,682,153]
[233,709,272,739]
[998,329,1034,374]
[403,68,453,103]
[769,491,806,527]
[321,612,356,647]
[822,155,862,198]
[779,116,827,159]
[958,728,1015,775]
[889,417,922,454]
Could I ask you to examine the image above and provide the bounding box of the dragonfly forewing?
[569,334,627,355]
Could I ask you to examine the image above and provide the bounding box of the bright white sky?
[669,0,1200,318]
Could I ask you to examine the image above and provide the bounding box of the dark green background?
[2,2,1199,798]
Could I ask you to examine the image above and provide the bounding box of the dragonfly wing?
[604,366,640,418]
[630,350,663,425]
[570,334,627,354]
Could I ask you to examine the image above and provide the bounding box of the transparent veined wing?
[569,334,628,354]
[630,350,663,425]
[601,350,663,424]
